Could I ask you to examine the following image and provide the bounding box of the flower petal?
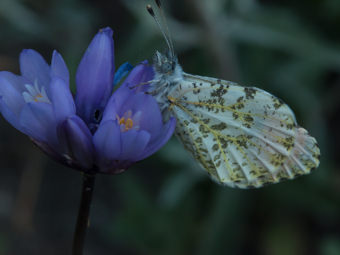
[120,129,151,161]
[0,71,29,93]
[51,50,69,85]
[93,120,121,162]
[0,75,25,116]
[0,97,24,133]
[101,87,162,133]
[50,77,76,124]
[120,60,154,92]
[59,115,94,170]
[117,92,163,135]
[137,117,176,160]
[19,49,50,88]
[75,27,115,125]
[101,86,130,124]
[19,102,58,146]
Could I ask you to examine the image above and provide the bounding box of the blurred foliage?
[0,0,340,254]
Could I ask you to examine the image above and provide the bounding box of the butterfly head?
[152,50,183,83]
[153,50,177,74]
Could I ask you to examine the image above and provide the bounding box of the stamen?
[22,80,51,103]
[125,118,134,130]
[116,110,140,132]
[119,117,125,125]
[34,94,43,102]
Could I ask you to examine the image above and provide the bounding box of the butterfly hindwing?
[168,73,320,188]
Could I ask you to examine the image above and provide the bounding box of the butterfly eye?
[161,61,173,73]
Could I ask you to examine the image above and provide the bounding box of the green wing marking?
[169,73,320,188]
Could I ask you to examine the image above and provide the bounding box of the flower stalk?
[72,173,96,255]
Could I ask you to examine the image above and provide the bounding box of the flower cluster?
[0,27,176,174]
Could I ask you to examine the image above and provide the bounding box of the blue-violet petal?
[137,117,176,160]
[60,115,94,169]
[0,75,25,116]
[51,50,70,86]
[75,27,115,125]
[19,49,50,89]
[120,60,154,92]
[120,129,151,161]
[93,120,121,162]
[50,77,76,124]
[19,102,58,146]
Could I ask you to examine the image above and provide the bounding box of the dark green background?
[0,0,339,254]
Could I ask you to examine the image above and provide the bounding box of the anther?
[125,118,133,130]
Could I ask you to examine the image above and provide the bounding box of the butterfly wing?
[168,73,320,188]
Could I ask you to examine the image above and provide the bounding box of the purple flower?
[0,27,176,174]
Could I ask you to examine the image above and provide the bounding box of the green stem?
[72,173,96,255]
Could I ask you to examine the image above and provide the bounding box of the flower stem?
[72,173,96,255]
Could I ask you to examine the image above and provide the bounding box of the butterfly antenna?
[146,4,174,58]
[154,0,175,58]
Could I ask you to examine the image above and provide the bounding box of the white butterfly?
[146,2,320,188]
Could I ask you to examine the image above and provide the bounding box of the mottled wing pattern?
[168,73,320,188]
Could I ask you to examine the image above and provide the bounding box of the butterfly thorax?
[149,51,183,114]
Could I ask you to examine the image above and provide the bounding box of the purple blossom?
[0,27,176,174]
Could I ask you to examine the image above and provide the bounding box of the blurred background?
[0,0,339,254]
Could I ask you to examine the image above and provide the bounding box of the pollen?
[34,93,43,102]
[117,112,135,132]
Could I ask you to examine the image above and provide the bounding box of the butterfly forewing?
[168,73,320,188]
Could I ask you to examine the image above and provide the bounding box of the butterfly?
[146,1,320,188]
